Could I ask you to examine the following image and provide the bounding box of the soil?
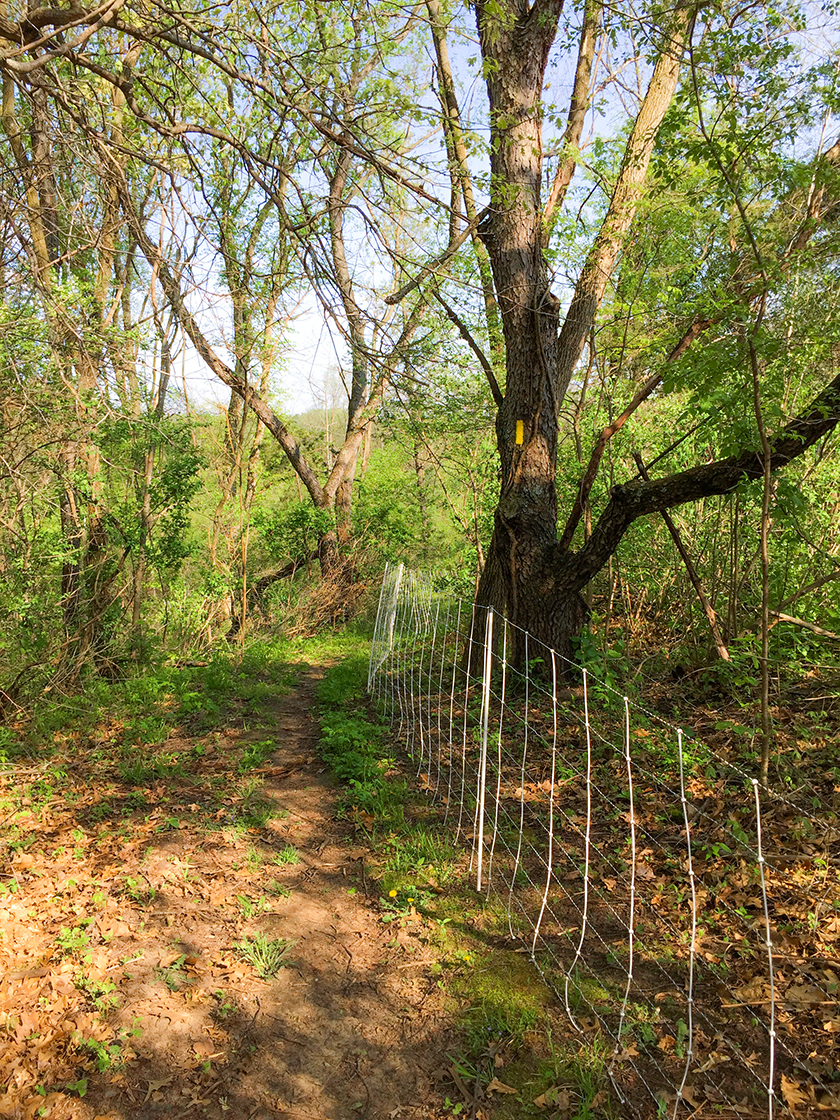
[0,667,455,1120]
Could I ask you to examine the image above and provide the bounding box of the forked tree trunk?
[473,1,691,668]
[471,2,840,669]
[477,537,590,667]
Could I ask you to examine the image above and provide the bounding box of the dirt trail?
[0,666,452,1120]
[184,666,450,1120]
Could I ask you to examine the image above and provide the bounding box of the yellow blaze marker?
[515,420,524,445]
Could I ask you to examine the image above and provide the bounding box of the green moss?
[461,949,549,1046]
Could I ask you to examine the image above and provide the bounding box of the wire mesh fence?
[368,562,839,1119]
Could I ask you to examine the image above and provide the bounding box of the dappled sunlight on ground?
[0,665,453,1120]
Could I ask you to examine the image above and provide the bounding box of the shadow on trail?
[0,662,455,1120]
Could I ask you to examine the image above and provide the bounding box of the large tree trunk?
[477,534,590,666]
[474,0,690,666]
[472,0,564,659]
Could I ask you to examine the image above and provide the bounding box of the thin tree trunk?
[750,340,773,786]
[634,453,730,662]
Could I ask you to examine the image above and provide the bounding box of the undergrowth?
[0,628,624,1118]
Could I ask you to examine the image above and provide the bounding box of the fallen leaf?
[145,1076,174,1102]
[617,1041,639,1059]
[486,1077,517,1094]
[786,983,824,1009]
[533,1086,570,1110]
[696,1051,730,1072]
[681,1086,701,1108]
[781,1075,811,1109]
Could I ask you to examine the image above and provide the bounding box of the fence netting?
[368,563,839,1119]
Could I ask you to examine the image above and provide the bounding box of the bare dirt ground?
[0,667,455,1120]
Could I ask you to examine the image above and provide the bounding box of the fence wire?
[368,563,838,1119]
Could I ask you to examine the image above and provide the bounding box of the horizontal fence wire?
[368,563,838,1120]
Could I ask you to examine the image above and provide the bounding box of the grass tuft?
[234,933,294,979]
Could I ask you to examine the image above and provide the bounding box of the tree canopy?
[0,0,838,714]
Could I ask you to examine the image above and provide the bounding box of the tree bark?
[474,1,690,667]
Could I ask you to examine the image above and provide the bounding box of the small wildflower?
[389,889,398,898]
[407,897,415,904]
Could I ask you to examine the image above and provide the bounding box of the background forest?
[0,0,838,727]
[1,3,840,1117]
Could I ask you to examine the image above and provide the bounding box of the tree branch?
[779,568,840,612]
[557,313,714,549]
[384,208,486,307]
[542,0,600,236]
[101,151,327,508]
[566,367,840,589]
[433,291,504,408]
[557,368,663,550]
[553,7,691,406]
[768,612,840,641]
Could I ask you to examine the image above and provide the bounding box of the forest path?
[0,662,452,1120]
[181,663,451,1120]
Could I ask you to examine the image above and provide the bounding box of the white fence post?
[476,606,494,892]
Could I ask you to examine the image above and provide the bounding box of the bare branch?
[554,7,691,405]
[768,612,840,641]
[542,0,600,235]
[434,291,504,408]
[558,367,663,550]
[385,208,486,307]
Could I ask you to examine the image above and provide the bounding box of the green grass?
[239,738,276,772]
[234,933,294,978]
[315,650,407,821]
[381,827,459,885]
[273,844,300,865]
[313,634,624,1120]
[0,627,623,1118]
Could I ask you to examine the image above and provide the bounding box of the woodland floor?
[0,663,457,1120]
[2,647,840,1120]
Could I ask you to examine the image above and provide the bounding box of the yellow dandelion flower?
[389,889,398,897]
[408,897,415,903]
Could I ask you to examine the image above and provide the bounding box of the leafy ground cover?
[0,635,462,1120]
[363,645,840,1120]
[313,652,622,1119]
[2,630,837,1120]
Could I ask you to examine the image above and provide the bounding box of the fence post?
[368,561,390,692]
[508,630,530,939]
[475,607,494,891]
[388,562,404,651]
[486,616,508,892]
[753,778,777,1120]
[532,647,558,957]
[611,696,637,1071]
